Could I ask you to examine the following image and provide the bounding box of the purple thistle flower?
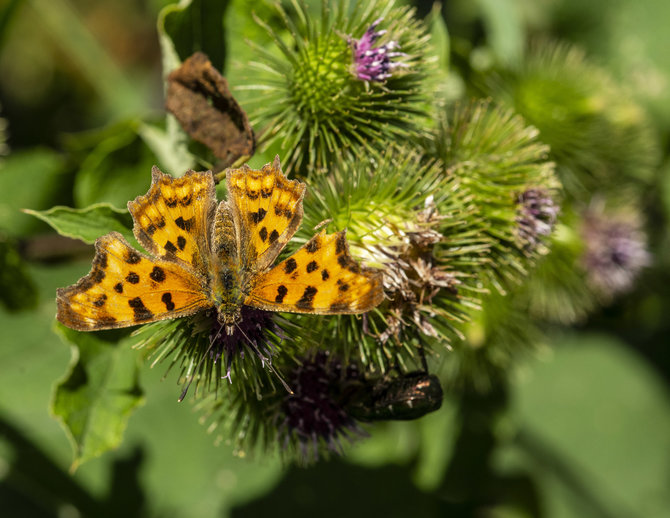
[349,18,407,82]
[515,188,559,251]
[580,208,650,298]
[277,351,364,462]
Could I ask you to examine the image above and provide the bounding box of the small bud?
[515,188,559,251]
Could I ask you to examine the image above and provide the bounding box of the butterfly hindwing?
[226,156,305,271]
[128,167,216,274]
[245,229,384,314]
[56,232,212,330]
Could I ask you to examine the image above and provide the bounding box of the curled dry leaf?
[166,52,255,169]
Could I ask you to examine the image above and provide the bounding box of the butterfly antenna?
[178,322,225,402]
[234,323,293,394]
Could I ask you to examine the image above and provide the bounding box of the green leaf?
[0,234,38,312]
[499,334,670,518]
[138,119,195,175]
[24,203,135,246]
[412,397,458,491]
[73,121,156,208]
[0,148,68,236]
[52,324,145,471]
[158,0,229,75]
[476,0,524,65]
[427,2,450,72]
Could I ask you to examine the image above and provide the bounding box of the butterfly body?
[57,157,383,334]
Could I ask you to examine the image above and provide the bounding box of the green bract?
[240,0,432,175]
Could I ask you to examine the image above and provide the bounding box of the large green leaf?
[497,333,670,518]
[24,203,136,247]
[52,325,146,470]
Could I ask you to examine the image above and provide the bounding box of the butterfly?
[56,157,384,336]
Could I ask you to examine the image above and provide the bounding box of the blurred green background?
[1,0,669,517]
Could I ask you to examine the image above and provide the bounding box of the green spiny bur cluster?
[242,0,431,175]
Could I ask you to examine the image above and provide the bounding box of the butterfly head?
[215,305,242,336]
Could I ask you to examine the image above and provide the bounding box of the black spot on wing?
[177,236,186,250]
[296,286,318,309]
[249,208,267,224]
[125,250,141,264]
[166,198,178,208]
[259,227,268,242]
[156,218,166,229]
[165,240,178,254]
[306,260,318,273]
[146,224,156,236]
[321,269,330,281]
[275,285,288,303]
[161,292,175,311]
[175,216,193,231]
[114,282,124,294]
[305,238,319,253]
[180,194,192,206]
[93,294,107,307]
[128,297,153,321]
[126,272,140,284]
[150,266,166,282]
[274,206,293,219]
[284,258,297,274]
[269,229,279,243]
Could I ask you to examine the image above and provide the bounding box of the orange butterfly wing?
[245,229,384,314]
[225,156,305,271]
[128,167,216,274]
[56,232,211,330]
[57,167,217,331]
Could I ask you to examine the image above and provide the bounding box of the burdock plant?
[240,0,432,175]
[431,99,561,292]
[198,349,366,464]
[300,145,490,372]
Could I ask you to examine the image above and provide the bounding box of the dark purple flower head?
[515,188,559,251]
[209,306,284,383]
[580,209,650,297]
[349,18,407,82]
[277,351,363,461]
[179,306,285,400]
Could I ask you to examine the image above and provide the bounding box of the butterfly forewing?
[226,157,305,272]
[245,229,384,314]
[56,232,212,330]
[128,167,216,274]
